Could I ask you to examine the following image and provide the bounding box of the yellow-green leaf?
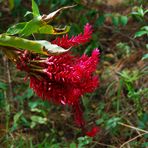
[9,0,14,10]
[38,25,70,35]
[0,34,70,55]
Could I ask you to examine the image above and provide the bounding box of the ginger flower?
[16,23,100,130]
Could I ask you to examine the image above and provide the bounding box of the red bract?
[16,23,100,129]
[29,49,99,107]
[52,23,93,49]
[86,126,100,137]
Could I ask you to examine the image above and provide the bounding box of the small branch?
[120,133,146,148]
[123,118,141,135]
[118,122,148,134]
[2,55,13,100]
[92,140,116,148]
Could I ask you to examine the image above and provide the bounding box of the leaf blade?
[42,5,77,23]
[134,30,147,38]
[20,17,42,37]
[6,22,27,35]
[119,15,128,26]
[0,34,70,55]
[32,0,40,17]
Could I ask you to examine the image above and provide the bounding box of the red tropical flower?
[16,23,100,129]
[29,49,99,105]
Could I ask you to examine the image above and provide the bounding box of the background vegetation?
[0,0,148,147]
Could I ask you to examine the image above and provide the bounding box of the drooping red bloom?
[29,49,99,106]
[16,23,100,129]
[86,126,100,137]
[52,23,93,49]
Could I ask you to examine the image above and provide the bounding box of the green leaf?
[141,26,148,31]
[70,142,77,148]
[106,117,121,130]
[24,88,34,99]
[24,11,33,17]
[32,0,40,17]
[30,122,36,128]
[15,88,34,100]
[38,25,70,35]
[138,6,144,17]
[29,100,50,109]
[118,70,140,83]
[95,118,104,125]
[95,15,105,27]
[134,26,148,38]
[78,136,92,147]
[29,101,40,109]
[11,110,24,131]
[144,9,148,15]
[7,17,42,36]
[142,54,148,60]
[142,142,148,148]
[20,17,42,36]
[13,111,23,124]
[38,25,53,34]
[21,116,30,127]
[31,108,46,116]
[119,16,128,26]
[0,81,7,90]
[31,115,47,124]
[6,22,27,35]
[7,22,70,36]
[131,12,139,16]
[134,30,147,38]
[0,34,69,55]
[112,16,119,27]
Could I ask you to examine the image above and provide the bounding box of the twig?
[123,117,141,135]
[120,133,146,148]
[2,55,13,100]
[118,122,148,134]
[92,140,116,148]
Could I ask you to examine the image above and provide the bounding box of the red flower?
[51,23,93,49]
[29,49,99,105]
[16,23,100,127]
[86,126,100,137]
[24,49,99,127]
